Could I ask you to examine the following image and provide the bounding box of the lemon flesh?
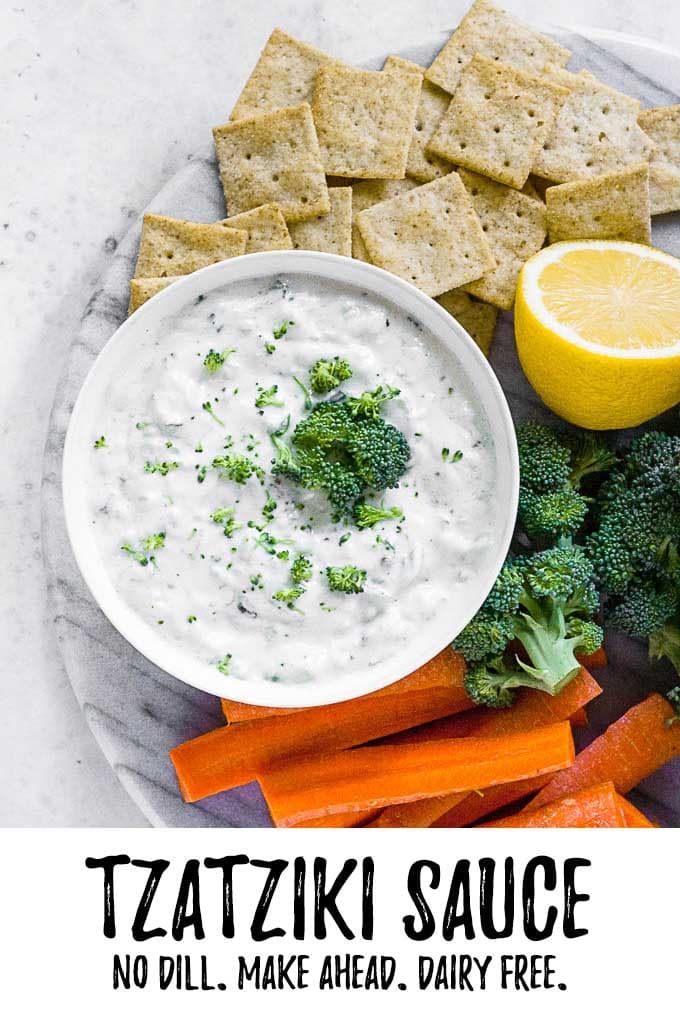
[515,241,680,429]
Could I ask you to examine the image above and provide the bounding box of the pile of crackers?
[129,0,680,357]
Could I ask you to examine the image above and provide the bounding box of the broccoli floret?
[290,554,313,584]
[296,448,364,517]
[463,656,530,709]
[272,586,305,609]
[203,347,236,373]
[210,507,241,537]
[453,611,516,662]
[144,460,179,476]
[262,491,277,522]
[567,618,604,655]
[354,504,404,529]
[516,421,572,494]
[566,432,619,487]
[255,384,284,409]
[216,654,232,676]
[326,565,367,594]
[94,435,106,449]
[346,418,410,490]
[346,384,400,421]
[482,561,524,614]
[273,320,294,339]
[309,357,353,394]
[518,486,589,542]
[121,543,152,567]
[292,400,354,449]
[212,454,263,484]
[606,581,679,638]
[141,532,166,551]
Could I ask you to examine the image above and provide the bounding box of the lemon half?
[515,241,680,429]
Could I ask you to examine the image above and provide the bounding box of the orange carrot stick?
[171,647,470,802]
[220,699,298,723]
[258,722,575,828]
[367,669,601,827]
[289,809,379,828]
[432,776,551,828]
[617,795,656,828]
[578,647,608,669]
[570,707,589,727]
[481,782,626,828]
[526,692,680,811]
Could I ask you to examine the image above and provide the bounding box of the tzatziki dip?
[87,273,499,694]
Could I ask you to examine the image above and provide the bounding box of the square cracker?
[425,0,570,95]
[436,289,498,356]
[545,164,651,244]
[230,29,342,121]
[383,55,453,182]
[134,215,247,278]
[220,203,292,252]
[638,105,680,214]
[427,55,568,190]
[128,277,179,314]
[355,172,496,297]
[534,65,656,183]
[350,178,419,259]
[458,169,546,310]
[311,65,421,179]
[213,104,329,222]
[289,187,352,255]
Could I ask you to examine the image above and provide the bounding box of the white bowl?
[63,251,518,707]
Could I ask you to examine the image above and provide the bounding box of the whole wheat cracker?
[128,277,180,314]
[355,171,496,297]
[458,169,547,310]
[427,55,568,190]
[134,215,248,278]
[638,106,680,214]
[436,289,499,356]
[534,64,656,183]
[350,177,419,260]
[545,164,652,244]
[229,29,343,121]
[213,104,329,222]
[383,55,453,182]
[288,187,352,256]
[220,203,292,252]
[425,0,570,95]
[311,65,421,179]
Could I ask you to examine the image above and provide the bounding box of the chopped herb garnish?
[187,615,197,623]
[442,448,464,463]
[249,573,264,590]
[144,460,179,476]
[136,421,151,430]
[196,465,207,483]
[202,401,225,426]
[194,442,204,453]
[273,320,294,339]
[265,342,276,355]
[339,532,351,546]
[120,542,158,567]
[216,653,232,676]
[93,435,106,449]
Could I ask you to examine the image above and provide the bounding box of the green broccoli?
[353,504,404,529]
[326,565,367,594]
[141,532,166,551]
[216,653,232,676]
[144,460,179,476]
[292,400,354,449]
[290,554,313,584]
[518,487,589,543]
[272,586,305,609]
[455,546,603,708]
[262,491,277,522]
[202,401,225,426]
[273,320,294,339]
[346,418,410,490]
[255,383,284,410]
[203,347,236,373]
[94,435,106,449]
[121,537,164,567]
[210,507,241,537]
[309,357,353,394]
[346,384,400,421]
[292,375,314,410]
[212,454,263,484]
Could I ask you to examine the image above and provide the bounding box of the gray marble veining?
[22,18,680,826]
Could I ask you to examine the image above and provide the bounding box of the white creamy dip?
[88,273,498,692]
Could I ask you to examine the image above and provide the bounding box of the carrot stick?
[171,647,470,802]
[220,699,298,723]
[526,692,680,811]
[617,795,656,828]
[578,647,608,669]
[481,782,626,828]
[570,707,589,727]
[367,669,601,828]
[432,776,551,828]
[289,809,379,828]
[258,722,575,828]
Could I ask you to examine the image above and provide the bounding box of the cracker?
[534,65,656,183]
[436,289,499,356]
[213,104,329,222]
[458,169,546,310]
[425,0,570,94]
[289,187,352,255]
[427,55,568,189]
[229,29,341,121]
[128,277,179,314]
[545,164,651,244]
[350,177,419,259]
[134,215,248,278]
[638,105,680,214]
[311,65,421,179]
[383,55,453,182]
[220,203,292,251]
[355,172,496,297]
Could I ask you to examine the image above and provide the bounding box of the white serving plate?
[63,251,518,708]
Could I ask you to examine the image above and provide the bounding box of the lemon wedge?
[515,241,680,429]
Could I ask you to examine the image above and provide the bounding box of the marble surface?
[3,2,680,826]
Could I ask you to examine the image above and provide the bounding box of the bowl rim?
[62,250,519,708]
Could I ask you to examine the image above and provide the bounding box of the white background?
[1,828,674,1015]
[3,0,680,825]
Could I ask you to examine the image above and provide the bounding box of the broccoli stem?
[513,611,583,693]
[649,620,680,674]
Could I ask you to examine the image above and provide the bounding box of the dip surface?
[87,273,499,693]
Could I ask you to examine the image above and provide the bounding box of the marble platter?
[42,26,680,827]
